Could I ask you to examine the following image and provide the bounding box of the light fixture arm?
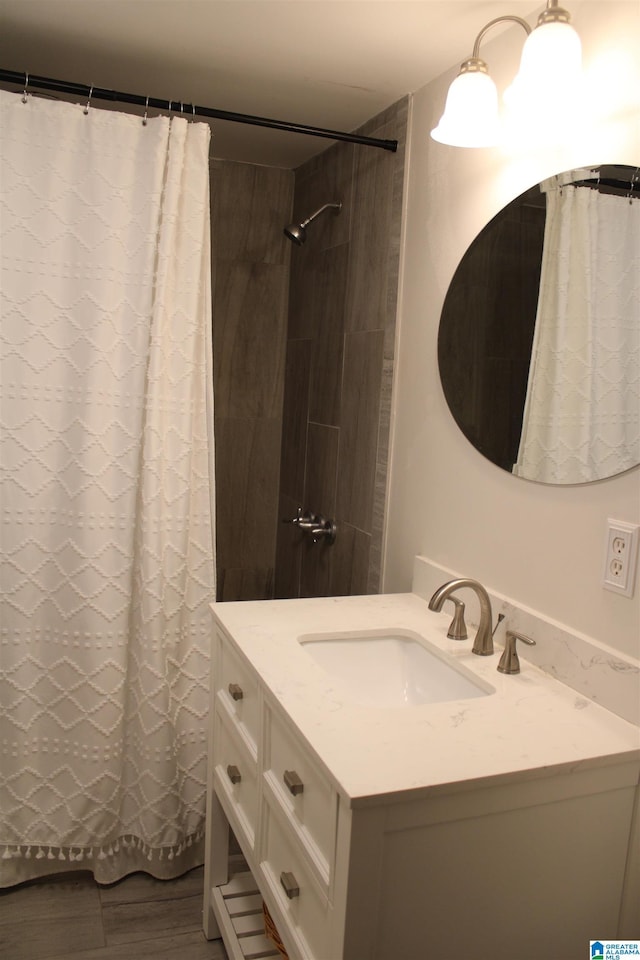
[470,15,531,62]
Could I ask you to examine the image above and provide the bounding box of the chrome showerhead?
[284,222,308,245]
[284,201,342,245]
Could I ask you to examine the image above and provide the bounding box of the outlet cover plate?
[602,519,639,597]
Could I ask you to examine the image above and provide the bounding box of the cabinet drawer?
[214,707,259,848]
[264,707,335,883]
[260,798,330,960]
[217,631,260,757]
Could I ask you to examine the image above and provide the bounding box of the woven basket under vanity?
[263,901,290,960]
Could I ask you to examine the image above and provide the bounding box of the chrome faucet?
[428,578,495,656]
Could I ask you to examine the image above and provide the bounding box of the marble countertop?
[210,593,640,804]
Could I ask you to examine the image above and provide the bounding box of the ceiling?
[0,1,541,168]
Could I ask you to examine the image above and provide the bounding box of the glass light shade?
[431,69,501,147]
[505,20,582,106]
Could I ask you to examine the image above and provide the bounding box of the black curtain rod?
[0,69,398,153]
[574,177,639,192]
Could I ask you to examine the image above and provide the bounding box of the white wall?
[384,0,640,659]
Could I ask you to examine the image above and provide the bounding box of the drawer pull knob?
[284,769,304,796]
[226,764,242,784]
[280,871,299,899]
[228,683,244,701]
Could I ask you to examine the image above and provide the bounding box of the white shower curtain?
[514,175,640,483]
[0,89,216,884]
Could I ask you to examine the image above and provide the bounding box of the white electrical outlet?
[602,519,639,597]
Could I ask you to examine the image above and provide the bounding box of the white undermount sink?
[298,629,493,707]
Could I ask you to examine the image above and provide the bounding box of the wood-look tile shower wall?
[211,98,407,603]
[211,160,294,601]
[275,98,408,598]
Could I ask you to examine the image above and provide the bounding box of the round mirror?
[438,163,640,485]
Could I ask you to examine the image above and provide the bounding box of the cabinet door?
[263,705,336,887]
[213,706,259,849]
[260,793,331,960]
[217,630,260,759]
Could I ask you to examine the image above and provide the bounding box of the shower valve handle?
[283,507,317,531]
[283,506,304,525]
[283,507,336,544]
[310,517,337,544]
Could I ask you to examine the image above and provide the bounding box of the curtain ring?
[84,84,93,115]
[191,103,195,122]
[628,167,639,204]
[142,95,149,126]
[22,72,29,103]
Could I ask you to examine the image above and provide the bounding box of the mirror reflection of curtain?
[514,175,640,483]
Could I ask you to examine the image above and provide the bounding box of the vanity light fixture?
[431,0,582,148]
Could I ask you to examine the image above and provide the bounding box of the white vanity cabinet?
[204,624,343,959]
[203,599,640,960]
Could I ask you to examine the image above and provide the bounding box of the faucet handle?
[446,597,467,640]
[497,631,536,674]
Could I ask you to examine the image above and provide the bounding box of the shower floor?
[0,865,227,960]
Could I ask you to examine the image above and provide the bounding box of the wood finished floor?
[0,866,228,960]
